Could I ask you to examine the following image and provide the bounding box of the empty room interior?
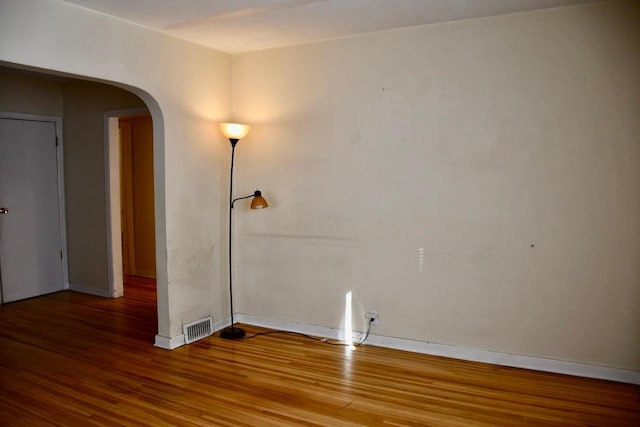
[0,0,639,425]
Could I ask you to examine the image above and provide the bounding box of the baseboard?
[364,334,640,385]
[211,316,232,334]
[237,314,355,341]
[154,316,231,350]
[133,271,156,280]
[154,334,185,350]
[68,282,113,298]
[236,314,640,385]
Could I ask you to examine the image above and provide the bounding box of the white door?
[0,116,65,303]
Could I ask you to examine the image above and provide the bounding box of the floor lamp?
[219,123,268,339]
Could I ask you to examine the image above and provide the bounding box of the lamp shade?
[220,123,250,140]
[250,190,269,209]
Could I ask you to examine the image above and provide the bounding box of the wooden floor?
[0,279,638,426]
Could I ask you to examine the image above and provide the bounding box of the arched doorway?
[0,65,164,342]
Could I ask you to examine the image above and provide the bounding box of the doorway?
[105,109,156,298]
[1,65,166,344]
[119,115,156,280]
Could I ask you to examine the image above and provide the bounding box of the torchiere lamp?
[219,123,268,339]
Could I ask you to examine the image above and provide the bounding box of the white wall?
[234,0,640,370]
[2,0,639,372]
[0,0,233,339]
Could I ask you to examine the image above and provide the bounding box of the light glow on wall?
[344,290,355,349]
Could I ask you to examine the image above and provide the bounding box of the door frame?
[103,108,149,298]
[0,111,68,303]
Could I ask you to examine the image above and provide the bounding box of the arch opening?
[0,63,168,342]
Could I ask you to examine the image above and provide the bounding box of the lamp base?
[220,325,246,340]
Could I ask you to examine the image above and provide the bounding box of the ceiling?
[59,0,597,54]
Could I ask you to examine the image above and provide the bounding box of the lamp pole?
[218,123,267,340]
[221,138,246,339]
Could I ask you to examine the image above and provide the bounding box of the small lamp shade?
[250,190,269,209]
[220,123,250,140]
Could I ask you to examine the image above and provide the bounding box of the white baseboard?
[364,334,640,385]
[237,313,354,341]
[154,334,185,350]
[154,316,231,350]
[151,312,640,384]
[236,314,640,385]
[68,282,113,298]
[212,316,232,333]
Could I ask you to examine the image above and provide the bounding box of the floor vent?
[183,317,213,344]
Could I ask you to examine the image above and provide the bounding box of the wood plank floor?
[0,278,638,426]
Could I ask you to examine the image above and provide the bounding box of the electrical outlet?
[365,309,378,325]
